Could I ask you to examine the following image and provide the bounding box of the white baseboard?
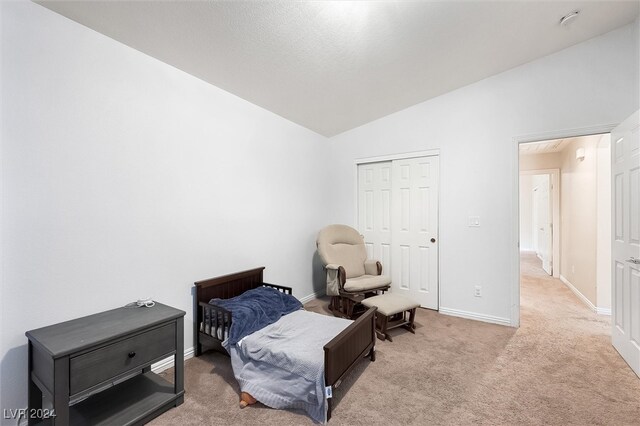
[559,275,597,313]
[596,307,612,316]
[151,346,195,373]
[438,307,511,327]
[299,289,326,304]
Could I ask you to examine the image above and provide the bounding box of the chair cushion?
[317,225,367,278]
[361,293,420,316]
[343,274,391,292]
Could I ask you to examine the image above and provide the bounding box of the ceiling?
[36,1,639,137]
[520,134,603,155]
[520,138,573,155]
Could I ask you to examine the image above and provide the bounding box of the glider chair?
[317,224,391,319]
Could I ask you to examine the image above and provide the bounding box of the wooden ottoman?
[361,294,420,342]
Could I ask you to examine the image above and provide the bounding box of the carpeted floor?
[151,252,640,425]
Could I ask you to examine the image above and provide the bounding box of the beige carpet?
[151,253,640,425]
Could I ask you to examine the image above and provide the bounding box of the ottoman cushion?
[361,294,420,316]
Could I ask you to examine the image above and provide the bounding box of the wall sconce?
[576,147,585,161]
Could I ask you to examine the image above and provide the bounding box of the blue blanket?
[209,286,302,345]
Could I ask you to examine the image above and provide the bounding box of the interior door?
[358,162,392,274]
[537,175,553,275]
[391,156,439,309]
[611,110,640,378]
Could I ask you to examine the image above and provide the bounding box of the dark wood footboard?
[324,306,376,421]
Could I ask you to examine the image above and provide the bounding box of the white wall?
[1,2,329,412]
[0,0,5,413]
[328,21,639,325]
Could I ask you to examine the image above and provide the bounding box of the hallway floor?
[505,251,640,424]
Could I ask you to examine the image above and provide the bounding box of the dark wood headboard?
[193,267,265,356]
[193,266,297,356]
[194,266,265,305]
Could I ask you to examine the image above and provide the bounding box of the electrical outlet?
[474,285,482,297]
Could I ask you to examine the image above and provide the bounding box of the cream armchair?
[317,224,391,318]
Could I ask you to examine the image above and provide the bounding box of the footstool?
[361,293,420,342]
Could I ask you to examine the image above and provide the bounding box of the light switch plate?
[469,216,480,227]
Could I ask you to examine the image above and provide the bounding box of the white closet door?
[358,161,392,273]
[391,156,439,309]
[611,111,640,378]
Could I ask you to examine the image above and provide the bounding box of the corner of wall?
[0,0,5,409]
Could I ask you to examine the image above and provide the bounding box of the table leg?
[52,358,69,425]
[175,317,184,403]
[27,344,42,426]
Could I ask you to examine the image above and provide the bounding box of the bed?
[194,266,376,422]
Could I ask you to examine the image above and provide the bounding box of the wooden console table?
[25,302,185,425]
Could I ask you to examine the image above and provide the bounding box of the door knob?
[430,238,436,243]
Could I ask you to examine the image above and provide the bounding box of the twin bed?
[193,267,377,423]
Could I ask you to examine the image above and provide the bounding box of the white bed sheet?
[225,309,352,423]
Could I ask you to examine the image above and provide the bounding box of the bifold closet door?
[391,156,439,310]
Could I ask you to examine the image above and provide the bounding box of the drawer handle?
[128,351,136,358]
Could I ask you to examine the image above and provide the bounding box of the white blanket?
[226,310,352,423]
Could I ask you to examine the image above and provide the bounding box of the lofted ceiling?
[36,1,639,137]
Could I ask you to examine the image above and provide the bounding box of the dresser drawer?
[69,323,175,395]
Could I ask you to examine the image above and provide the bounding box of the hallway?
[520,250,608,334]
[500,251,640,424]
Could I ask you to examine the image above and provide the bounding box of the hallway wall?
[560,135,601,306]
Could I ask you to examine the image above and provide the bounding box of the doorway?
[520,170,560,278]
[513,112,639,378]
[519,134,612,314]
[356,153,440,310]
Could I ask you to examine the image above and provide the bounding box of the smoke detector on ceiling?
[560,10,580,26]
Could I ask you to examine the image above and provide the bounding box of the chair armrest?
[325,264,346,286]
[364,260,383,276]
[325,263,347,291]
